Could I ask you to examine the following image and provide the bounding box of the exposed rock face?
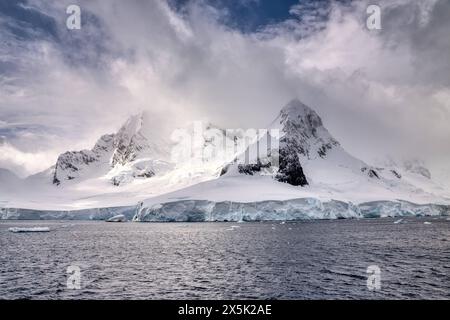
[53,142,109,185]
[275,147,308,186]
[111,115,150,166]
[275,99,339,160]
[52,114,154,186]
[361,167,380,179]
[237,160,272,175]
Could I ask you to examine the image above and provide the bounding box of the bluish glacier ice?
[0,206,136,220]
[358,200,449,218]
[133,199,450,222]
[1,199,448,221]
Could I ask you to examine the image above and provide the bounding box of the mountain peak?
[271,99,338,160]
[116,112,145,140]
[111,112,149,167]
[281,98,310,112]
[51,112,155,185]
[280,99,323,128]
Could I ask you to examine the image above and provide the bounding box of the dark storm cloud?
[0,0,58,40]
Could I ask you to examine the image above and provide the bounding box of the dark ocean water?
[0,217,449,299]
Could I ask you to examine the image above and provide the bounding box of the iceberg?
[106,214,127,222]
[8,227,50,233]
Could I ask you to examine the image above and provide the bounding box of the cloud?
[0,140,58,177]
[0,0,449,181]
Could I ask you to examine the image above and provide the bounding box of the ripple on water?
[0,218,449,299]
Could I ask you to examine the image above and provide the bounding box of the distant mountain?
[375,157,432,180]
[0,168,21,188]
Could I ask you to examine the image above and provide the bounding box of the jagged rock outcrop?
[52,114,156,186]
[275,99,339,160]
[275,147,308,186]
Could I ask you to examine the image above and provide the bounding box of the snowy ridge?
[52,113,164,186]
[110,113,155,167]
[52,134,115,185]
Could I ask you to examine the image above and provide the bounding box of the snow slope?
[0,168,21,188]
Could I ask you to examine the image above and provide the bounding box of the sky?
[0,0,449,183]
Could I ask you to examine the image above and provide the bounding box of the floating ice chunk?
[8,227,50,233]
[226,225,241,231]
[424,222,432,225]
[106,214,127,222]
[394,219,403,224]
[60,224,75,228]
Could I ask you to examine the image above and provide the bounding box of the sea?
[1,217,449,299]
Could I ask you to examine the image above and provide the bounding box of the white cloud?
[0,0,449,178]
[0,141,58,177]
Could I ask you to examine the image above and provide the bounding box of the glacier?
[1,199,448,221]
[0,206,136,220]
[133,198,450,222]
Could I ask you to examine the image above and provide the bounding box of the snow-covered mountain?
[135,99,450,221]
[221,99,404,188]
[0,114,244,211]
[1,99,450,220]
[51,113,170,186]
[374,157,432,180]
[0,168,22,190]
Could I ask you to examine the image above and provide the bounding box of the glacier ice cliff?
[1,199,449,221]
[0,206,136,220]
[133,199,450,222]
